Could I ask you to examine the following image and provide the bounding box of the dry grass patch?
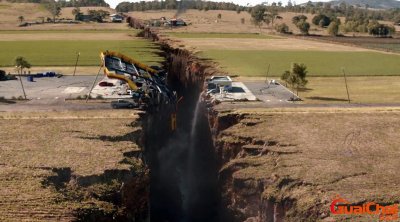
[0,110,142,221]
[184,37,370,51]
[218,108,400,220]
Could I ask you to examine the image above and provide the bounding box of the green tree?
[18,15,24,24]
[251,5,266,30]
[275,23,289,33]
[72,6,80,16]
[281,63,308,95]
[292,15,307,24]
[14,56,31,75]
[297,20,310,34]
[327,21,339,36]
[312,14,331,27]
[46,3,62,22]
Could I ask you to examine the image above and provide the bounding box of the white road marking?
[62,87,86,94]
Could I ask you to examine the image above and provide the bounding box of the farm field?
[306,36,400,53]
[217,107,400,221]
[297,76,400,104]
[203,50,400,76]
[165,32,279,39]
[0,40,163,67]
[0,110,142,221]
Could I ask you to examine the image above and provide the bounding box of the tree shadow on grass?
[79,129,141,143]
[298,87,313,92]
[306,96,349,102]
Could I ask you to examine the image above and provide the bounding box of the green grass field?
[0,40,162,66]
[166,32,279,39]
[298,76,400,104]
[203,50,400,76]
[0,30,136,34]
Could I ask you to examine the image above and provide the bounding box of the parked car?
[111,99,137,109]
[99,81,115,87]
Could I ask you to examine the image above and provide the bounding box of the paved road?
[242,81,298,105]
[0,76,99,100]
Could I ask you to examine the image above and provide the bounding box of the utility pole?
[73,52,80,76]
[16,66,27,100]
[265,64,270,84]
[86,66,103,103]
[342,68,351,103]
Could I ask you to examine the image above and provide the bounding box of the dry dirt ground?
[0,2,123,30]
[61,6,115,20]
[179,37,372,52]
[131,10,325,35]
[0,110,142,221]
[215,107,400,221]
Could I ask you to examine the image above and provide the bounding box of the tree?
[368,22,395,37]
[292,15,307,24]
[297,20,310,34]
[18,15,24,24]
[327,21,339,36]
[275,23,289,33]
[281,63,308,95]
[46,2,62,22]
[72,7,83,21]
[312,14,331,27]
[15,56,31,74]
[251,5,267,30]
[72,7,81,16]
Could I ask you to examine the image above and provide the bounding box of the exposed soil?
[209,108,400,221]
[0,110,149,221]
[177,37,371,51]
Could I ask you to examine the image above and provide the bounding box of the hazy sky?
[106,0,331,9]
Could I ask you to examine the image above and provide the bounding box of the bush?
[297,21,310,35]
[292,15,307,24]
[312,14,331,27]
[275,23,289,33]
[368,22,395,37]
[327,22,339,36]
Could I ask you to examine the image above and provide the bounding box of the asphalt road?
[242,81,298,105]
[0,76,99,100]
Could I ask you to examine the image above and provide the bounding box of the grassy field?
[203,50,400,76]
[0,110,142,221]
[0,30,137,34]
[297,76,400,104]
[0,40,163,67]
[166,32,279,39]
[218,108,400,221]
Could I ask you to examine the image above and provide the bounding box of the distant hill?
[328,0,400,9]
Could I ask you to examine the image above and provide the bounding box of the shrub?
[275,23,289,33]
[327,22,339,36]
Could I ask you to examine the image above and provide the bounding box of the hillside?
[0,2,119,30]
[0,2,51,28]
[329,0,400,9]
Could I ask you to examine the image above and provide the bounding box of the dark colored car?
[111,99,137,109]
[99,81,115,87]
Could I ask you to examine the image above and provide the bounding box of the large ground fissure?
[142,42,221,222]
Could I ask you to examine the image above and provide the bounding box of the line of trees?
[5,0,109,7]
[116,0,246,13]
